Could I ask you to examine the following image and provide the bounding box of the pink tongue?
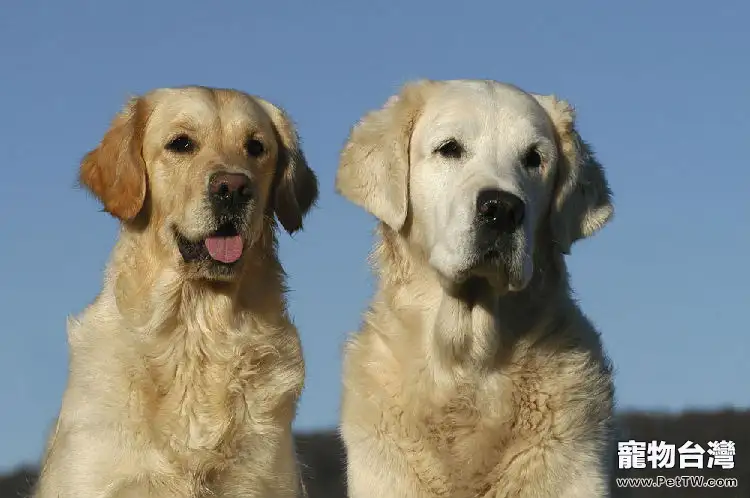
[205,235,243,264]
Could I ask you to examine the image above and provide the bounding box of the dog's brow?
[168,120,201,133]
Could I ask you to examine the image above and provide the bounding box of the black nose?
[476,188,525,233]
[208,171,253,213]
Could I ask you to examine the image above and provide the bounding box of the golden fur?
[336,80,615,498]
[35,87,318,498]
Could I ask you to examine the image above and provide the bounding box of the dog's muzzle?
[174,171,255,268]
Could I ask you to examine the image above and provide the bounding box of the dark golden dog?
[35,86,317,498]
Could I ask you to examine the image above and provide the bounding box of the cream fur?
[337,79,615,498]
[35,87,318,498]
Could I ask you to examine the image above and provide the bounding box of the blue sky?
[0,0,748,472]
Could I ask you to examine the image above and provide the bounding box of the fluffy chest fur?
[131,297,303,472]
[139,319,270,462]
[61,273,304,494]
[343,304,613,498]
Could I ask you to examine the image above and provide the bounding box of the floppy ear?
[256,99,318,234]
[79,97,148,222]
[533,94,614,254]
[336,80,435,231]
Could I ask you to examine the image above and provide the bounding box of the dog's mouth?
[476,235,515,267]
[480,248,502,264]
[470,234,529,290]
[174,222,245,265]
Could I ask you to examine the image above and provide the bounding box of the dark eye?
[435,138,464,159]
[245,138,265,157]
[165,134,196,154]
[523,147,543,169]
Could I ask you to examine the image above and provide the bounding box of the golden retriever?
[336,79,615,498]
[35,86,318,498]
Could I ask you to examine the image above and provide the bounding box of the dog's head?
[336,79,612,292]
[80,86,318,282]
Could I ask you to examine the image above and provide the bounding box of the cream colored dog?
[337,79,615,498]
[35,86,318,498]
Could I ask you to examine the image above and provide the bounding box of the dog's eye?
[165,134,196,154]
[245,138,265,157]
[435,138,464,159]
[523,147,543,169]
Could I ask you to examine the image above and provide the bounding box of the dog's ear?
[79,97,148,222]
[336,80,435,231]
[533,94,614,254]
[256,99,318,234]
